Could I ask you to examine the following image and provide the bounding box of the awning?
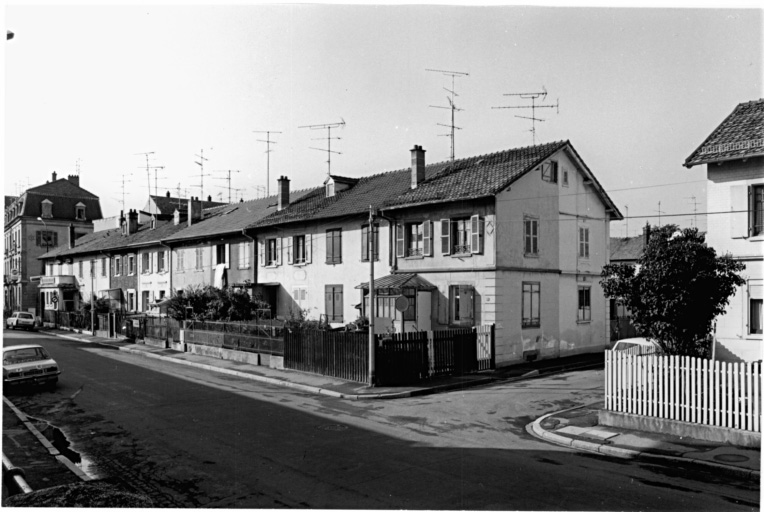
[356,273,437,292]
[100,288,123,300]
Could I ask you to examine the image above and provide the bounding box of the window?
[177,250,185,271]
[216,244,227,265]
[750,299,762,335]
[452,219,471,255]
[142,291,150,312]
[266,238,279,266]
[524,217,539,255]
[195,247,203,270]
[292,235,306,264]
[361,225,379,262]
[292,286,308,308]
[75,204,86,220]
[326,182,335,198]
[542,161,558,183]
[127,291,136,312]
[159,290,166,301]
[402,287,417,321]
[406,223,424,257]
[578,287,591,322]
[238,242,251,269]
[579,227,590,258]
[449,285,474,326]
[142,253,151,274]
[753,185,764,237]
[157,251,166,273]
[41,200,52,218]
[36,231,58,248]
[325,285,343,322]
[522,282,540,328]
[114,256,122,276]
[326,229,342,264]
[78,261,83,278]
[563,169,569,187]
[101,258,107,277]
[128,255,135,275]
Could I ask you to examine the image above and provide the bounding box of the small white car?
[612,337,664,356]
[3,344,60,388]
[6,311,36,331]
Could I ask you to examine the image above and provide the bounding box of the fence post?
[490,324,496,370]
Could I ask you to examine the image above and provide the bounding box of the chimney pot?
[277,176,290,211]
[52,171,58,181]
[187,196,202,226]
[410,145,426,189]
[208,195,212,202]
[166,191,171,198]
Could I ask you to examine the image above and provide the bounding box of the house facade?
[4,172,102,313]
[685,99,764,362]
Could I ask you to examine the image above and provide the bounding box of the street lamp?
[37,217,52,326]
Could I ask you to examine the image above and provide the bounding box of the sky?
[3,2,762,237]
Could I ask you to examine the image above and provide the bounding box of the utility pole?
[253,130,282,197]
[368,205,375,387]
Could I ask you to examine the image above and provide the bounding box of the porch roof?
[356,273,437,292]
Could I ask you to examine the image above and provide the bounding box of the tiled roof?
[26,178,99,199]
[356,273,437,291]
[164,190,314,242]
[385,140,568,208]
[685,99,764,168]
[146,195,227,216]
[610,235,645,262]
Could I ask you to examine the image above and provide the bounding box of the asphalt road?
[3,330,759,510]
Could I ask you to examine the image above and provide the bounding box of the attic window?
[41,199,53,218]
[150,216,157,229]
[75,202,86,220]
[326,182,335,198]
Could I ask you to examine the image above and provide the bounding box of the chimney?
[68,224,75,249]
[277,176,290,211]
[207,195,212,203]
[119,210,126,234]
[52,171,58,181]
[166,190,171,198]
[187,197,202,226]
[67,175,80,188]
[643,223,651,250]
[126,209,138,234]
[173,208,181,226]
[410,145,426,189]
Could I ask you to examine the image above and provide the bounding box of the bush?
[166,285,271,322]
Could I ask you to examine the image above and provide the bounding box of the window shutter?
[396,223,405,258]
[470,215,483,254]
[362,226,369,261]
[287,236,293,265]
[225,244,230,269]
[730,185,749,238]
[441,219,451,255]
[460,285,474,322]
[259,239,265,267]
[305,234,312,263]
[276,238,282,266]
[585,229,590,258]
[423,220,432,256]
[748,186,755,238]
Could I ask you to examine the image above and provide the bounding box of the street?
[3,330,759,510]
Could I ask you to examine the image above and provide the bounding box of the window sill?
[524,253,539,259]
[748,235,764,242]
[577,320,591,324]
[522,324,541,329]
[292,262,309,267]
[404,255,425,260]
[264,264,279,269]
[325,261,343,266]
[450,252,473,258]
[237,265,252,270]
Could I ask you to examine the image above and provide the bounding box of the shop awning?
[356,273,437,292]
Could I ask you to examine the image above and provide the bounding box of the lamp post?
[37,217,49,324]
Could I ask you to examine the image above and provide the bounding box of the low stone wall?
[598,410,761,448]
[143,337,166,349]
[184,342,284,369]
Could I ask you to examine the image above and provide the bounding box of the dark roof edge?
[381,194,494,212]
[683,101,754,168]
[684,150,764,168]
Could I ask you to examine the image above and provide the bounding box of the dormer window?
[41,199,53,218]
[75,202,86,220]
[326,182,335,198]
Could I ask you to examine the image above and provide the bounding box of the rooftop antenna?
[213,170,241,203]
[194,148,212,200]
[427,68,469,163]
[492,86,560,145]
[624,204,629,237]
[655,201,664,226]
[299,119,346,176]
[686,195,700,228]
[252,130,282,197]
[117,171,134,213]
[252,184,266,199]
[75,158,82,177]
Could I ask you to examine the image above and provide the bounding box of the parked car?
[611,337,664,356]
[3,344,60,388]
[6,311,36,331]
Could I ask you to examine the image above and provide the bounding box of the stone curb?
[3,396,92,482]
[527,404,760,482]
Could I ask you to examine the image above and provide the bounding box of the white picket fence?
[605,351,762,433]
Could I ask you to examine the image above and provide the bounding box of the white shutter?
[730,185,749,239]
[396,223,405,258]
[305,234,312,263]
[276,238,282,266]
[287,236,294,265]
[423,220,432,256]
[470,214,483,254]
[259,239,265,267]
[225,243,230,269]
[441,219,451,255]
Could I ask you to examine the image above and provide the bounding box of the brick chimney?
[67,175,80,188]
[52,171,58,181]
[127,209,139,235]
[410,145,426,189]
[187,197,202,226]
[68,224,75,249]
[277,176,290,211]
[207,195,212,203]
[643,223,651,250]
[166,190,171,198]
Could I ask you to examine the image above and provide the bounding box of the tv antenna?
[251,184,266,199]
[427,68,469,163]
[116,171,134,214]
[75,158,82,177]
[213,170,241,203]
[686,195,700,228]
[194,148,212,200]
[655,201,664,226]
[252,130,282,197]
[299,119,346,176]
[624,205,629,237]
[492,87,559,145]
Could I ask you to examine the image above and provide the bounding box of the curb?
[527,404,760,482]
[39,330,500,400]
[3,397,92,483]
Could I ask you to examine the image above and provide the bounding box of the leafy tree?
[601,225,745,357]
[82,297,111,314]
[166,285,270,322]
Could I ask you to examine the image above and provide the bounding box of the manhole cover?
[713,454,749,463]
[317,424,348,432]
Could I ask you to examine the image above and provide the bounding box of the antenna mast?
[686,195,700,228]
[427,68,469,163]
[492,87,559,145]
[194,148,212,200]
[299,119,346,176]
[116,171,134,214]
[213,170,242,203]
[252,130,282,197]
[75,158,82,177]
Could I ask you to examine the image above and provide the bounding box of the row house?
[684,99,764,362]
[4,172,102,313]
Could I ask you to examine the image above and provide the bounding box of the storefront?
[37,275,80,312]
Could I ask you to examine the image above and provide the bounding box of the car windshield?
[4,347,50,365]
[17,313,33,319]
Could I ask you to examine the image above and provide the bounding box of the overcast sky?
[4,3,762,236]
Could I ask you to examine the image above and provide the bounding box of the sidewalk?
[528,402,761,481]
